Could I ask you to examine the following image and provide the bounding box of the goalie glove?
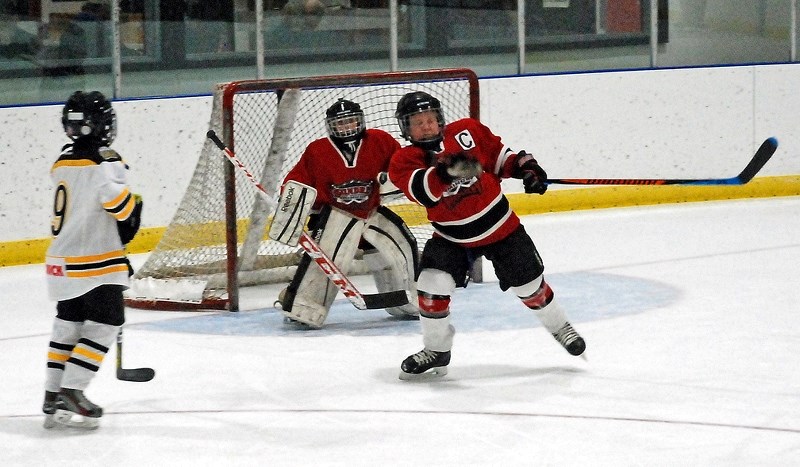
[377,171,404,202]
[117,194,143,245]
[512,151,548,195]
[435,152,482,183]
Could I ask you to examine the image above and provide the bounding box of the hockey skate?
[46,389,102,430]
[552,322,586,357]
[399,349,450,380]
[42,391,58,429]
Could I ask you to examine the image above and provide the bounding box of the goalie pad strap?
[269,181,317,247]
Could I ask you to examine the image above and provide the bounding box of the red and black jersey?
[284,129,401,220]
[388,118,524,247]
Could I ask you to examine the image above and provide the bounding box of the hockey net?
[125,68,480,311]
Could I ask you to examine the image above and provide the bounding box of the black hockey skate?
[42,391,58,429]
[552,322,586,356]
[48,388,102,429]
[399,348,450,380]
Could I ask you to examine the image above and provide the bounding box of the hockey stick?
[547,137,778,186]
[206,130,410,310]
[116,328,155,382]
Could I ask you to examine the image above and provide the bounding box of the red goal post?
[125,68,480,312]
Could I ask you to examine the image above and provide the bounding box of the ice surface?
[2,197,799,466]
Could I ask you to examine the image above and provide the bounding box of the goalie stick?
[206,130,410,311]
[116,328,155,382]
[546,137,778,186]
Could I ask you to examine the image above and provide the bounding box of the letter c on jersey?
[455,130,475,150]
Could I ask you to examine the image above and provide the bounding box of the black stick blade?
[736,137,778,184]
[362,290,410,309]
[117,367,155,382]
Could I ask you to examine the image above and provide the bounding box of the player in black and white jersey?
[42,91,143,429]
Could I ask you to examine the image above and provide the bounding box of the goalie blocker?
[272,202,420,328]
[269,181,318,247]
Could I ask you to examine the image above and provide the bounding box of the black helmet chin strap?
[331,135,361,165]
[412,135,443,152]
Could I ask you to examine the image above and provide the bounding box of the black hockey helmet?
[62,90,117,145]
[325,98,365,144]
[395,91,445,148]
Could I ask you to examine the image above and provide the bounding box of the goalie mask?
[396,91,445,150]
[62,90,117,145]
[325,98,365,145]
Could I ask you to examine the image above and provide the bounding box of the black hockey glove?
[124,257,134,277]
[117,194,143,245]
[435,152,482,183]
[512,151,548,195]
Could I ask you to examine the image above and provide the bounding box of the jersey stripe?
[431,193,512,243]
[67,264,130,278]
[51,159,96,171]
[103,188,134,220]
[62,250,129,278]
[65,250,127,264]
[409,167,440,207]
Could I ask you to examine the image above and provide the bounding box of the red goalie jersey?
[389,118,524,247]
[284,129,401,220]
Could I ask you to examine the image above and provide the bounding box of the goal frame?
[126,68,480,312]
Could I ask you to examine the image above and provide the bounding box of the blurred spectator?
[160,0,188,63]
[266,0,340,49]
[0,8,38,59]
[75,2,111,22]
[186,0,234,53]
[74,2,111,57]
[36,2,111,96]
[39,15,87,78]
[283,0,327,30]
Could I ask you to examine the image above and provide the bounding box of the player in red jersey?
[388,91,586,379]
[273,98,419,327]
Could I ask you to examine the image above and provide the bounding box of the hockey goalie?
[271,98,420,328]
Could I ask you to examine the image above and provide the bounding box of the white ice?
[1,197,799,466]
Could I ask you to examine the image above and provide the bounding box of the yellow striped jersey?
[45,140,136,301]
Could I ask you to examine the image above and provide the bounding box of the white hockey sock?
[60,321,119,391]
[532,299,569,335]
[45,318,82,393]
[513,276,568,334]
[421,314,455,352]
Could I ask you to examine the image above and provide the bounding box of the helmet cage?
[325,99,365,142]
[395,92,445,145]
[326,113,365,140]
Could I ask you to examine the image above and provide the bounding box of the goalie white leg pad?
[285,297,334,329]
[269,181,318,247]
[362,207,420,318]
[283,207,365,327]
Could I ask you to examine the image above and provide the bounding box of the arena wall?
[1,63,798,266]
